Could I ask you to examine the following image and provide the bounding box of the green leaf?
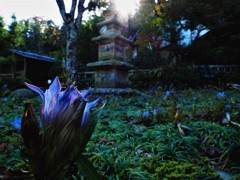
[76,154,105,180]
[78,103,105,153]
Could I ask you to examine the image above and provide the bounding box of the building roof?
[10,49,55,63]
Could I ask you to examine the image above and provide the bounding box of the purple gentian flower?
[164,90,175,100]
[10,117,42,131]
[2,84,8,89]
[225,104,231,109]
[25,76,100,128]
[216,92,225,99]
[10,117,21,131]
[19,76,103,179]
[165,90,174,96]
[142,111,150,118]
[151,109,157,115]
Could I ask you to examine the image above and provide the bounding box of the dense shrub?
[133,48,163,69]
[0,78,26,91]
[129,65,240,90]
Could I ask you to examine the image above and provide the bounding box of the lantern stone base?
[87,60,133,88]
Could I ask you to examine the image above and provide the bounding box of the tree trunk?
[56,0,85,82]
[56,0,102,82]
[66,22,78,81]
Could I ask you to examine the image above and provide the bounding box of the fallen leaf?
[177,122,185,136]
[0,143,7,152]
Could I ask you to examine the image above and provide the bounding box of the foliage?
[77,15,103,69]
[154,161,217,179]
[131,2,164,64]
[0,78,27,91]
[186,32,240,65]
[7,15,25,49]
[0,16,9,55]
[1,88,240,178]
[21,17,64,57]
[131,0,240,65]
[131,1,157,33]
[132,47,163,69]
[129,65,240,90]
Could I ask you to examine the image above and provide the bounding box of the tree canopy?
[0,13,101,79]
[131,0,240,65]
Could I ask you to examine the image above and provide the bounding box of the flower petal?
[81,98,100,127]
[81,88,91,98]
[58,86,78,110]
[70,87,82,105]
[10,117,22,131]
[25,82,44,100]
[49,76,62,96]
[42,77,61,123]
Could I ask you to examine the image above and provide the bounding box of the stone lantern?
[87,0,133,88]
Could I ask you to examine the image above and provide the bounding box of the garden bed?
[1,88,240,179]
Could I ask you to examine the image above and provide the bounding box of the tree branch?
[56,0,67,22]
[75,0,86,28]
[70,0,78,16]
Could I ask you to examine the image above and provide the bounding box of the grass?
[1,88,240,179]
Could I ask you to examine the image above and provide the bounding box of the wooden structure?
[0,50,55,87]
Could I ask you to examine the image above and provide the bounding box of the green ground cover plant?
[1,88,240,179]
